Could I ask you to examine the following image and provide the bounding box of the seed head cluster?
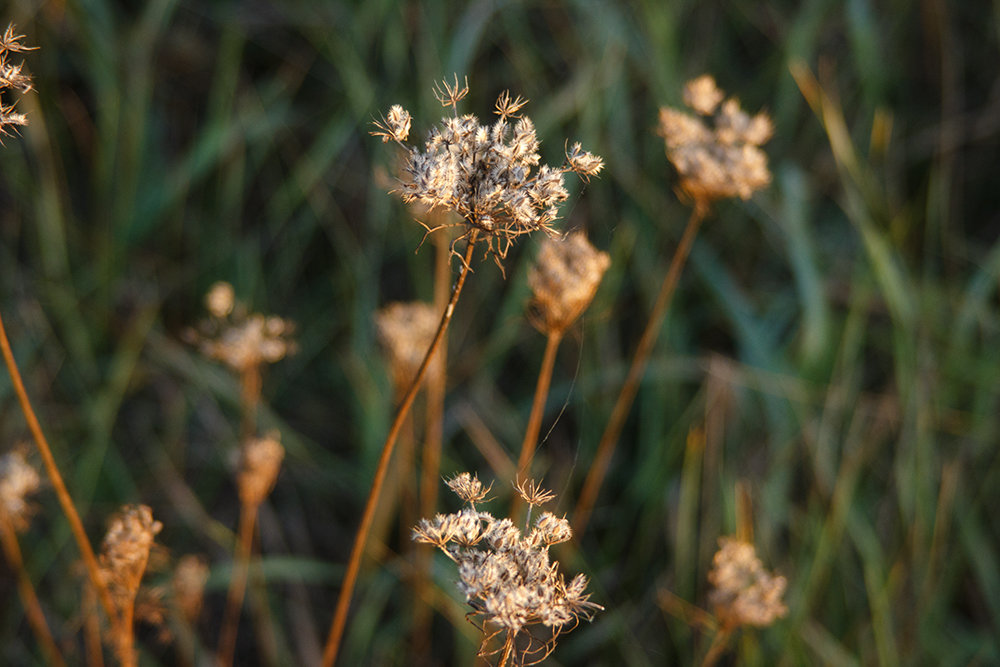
[657,74,773,207]
[373,76,604,262]
[375,301,440,392]
[0,25,33,138]
[528,231,610,335]
[0,449,41,532]
[413,473,601,664]
[237,432,285,508]
[98,504,163,611]
[185,281,297,373]
[707,537,788,628]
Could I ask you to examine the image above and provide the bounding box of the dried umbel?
[375,301,440,392]
[172,554,209,621]
[413,473,601,665]
[0,25,34,138]
[373,76,604,263]
[657,75,773,207]
[98,505,163,610]
[237,432,285,508]
[185,281,297,373]
[707,537,787,628]
[528,231,610,335]
[0,449,41,532]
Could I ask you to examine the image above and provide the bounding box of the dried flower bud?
[513,477,556,507]
[237,433,284,507]
[657,75,772,206]
[172,555,209,622]
[0,449,40,532]
[446,472,492,505]
[0,24,35,138]
[707,537,787,628]
[205,281,235,318]
[99,505,163,608]
[683,74,724,115]
[375,301,439,393]
[528,232,610,334]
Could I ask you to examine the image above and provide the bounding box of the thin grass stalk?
[321,232,479,666]
[83,583,105,667]
[0,310,119,625]
[217,501,259,667]
[0,515,66,667]
[516,329,563,477]
[573,207,705,534]
[412,228,452,656]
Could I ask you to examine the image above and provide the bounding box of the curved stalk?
[321,232,479,666]
[0,310,118,625]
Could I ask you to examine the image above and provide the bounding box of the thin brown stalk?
[516,330,563,478]
[0,310,118,625]
[240,365,262,441]
[217,502,259,667]
[412,227,452,656]
[573,207,704,534]
[321,232,479,666]
[0,516,66,667]
[83,583,105,667]
[700,626,734,667]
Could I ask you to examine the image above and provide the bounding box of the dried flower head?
[707,537,787,628]
[0,449,41,532]
[185,282,297,373]
[528,231,610,335]
[446,472,492,505]
[414,473,601,664]
[373,76,603,264]
[657,75,773,207]
[237,432,285,508]
[172,554,209,621]
[513,477,556,508]
[98,505,163,611]
[375,301,439,392]
[0,24,35,138]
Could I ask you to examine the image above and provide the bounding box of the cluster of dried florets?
[237,432,285,508]
[413,473,601,665]
[98,505,163,611]
[528,231,610,335]
[707,537,787,628]
[657,75,773,207]
[373,76,604,263]
[0,25,34,138]
[375,301,440,392]
[0,449,41,532]
[185,281,297,373]
[172,554,209,622]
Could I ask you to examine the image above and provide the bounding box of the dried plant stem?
[0,310,118,625]
[217,501,259,667]
[412,227,452,656]
[516,329,563,477]
[322,232,479,667]
[240,365,262,440]
[573,207,705,534]
[0,516,66,667]
[700,626,734,667]
[83,584,105,667]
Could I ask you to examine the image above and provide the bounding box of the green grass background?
[1,0,999,664]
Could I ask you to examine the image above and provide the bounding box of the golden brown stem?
[0,310,119,625]
[83,583,105,667]
[240,365,262,441]
[700,626,734,667]
[412,228,452,657]
[217,501,259,667]
[321,232,479,666]
[0,516,66,667]
[573,208,704,534]
[516,330,563,478]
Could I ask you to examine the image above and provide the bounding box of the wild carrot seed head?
[707,536,788,628]
[0,448,41,532]
[98,504,163,608]
[375,301,439,393]
[0,24,35,139]
[372,77,603,264]
[172,554,209,621]
[657,75,773,208]
[528,231,610,335]
[237,432,284,508]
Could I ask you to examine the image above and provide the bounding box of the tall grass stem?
[217,502,260,667]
